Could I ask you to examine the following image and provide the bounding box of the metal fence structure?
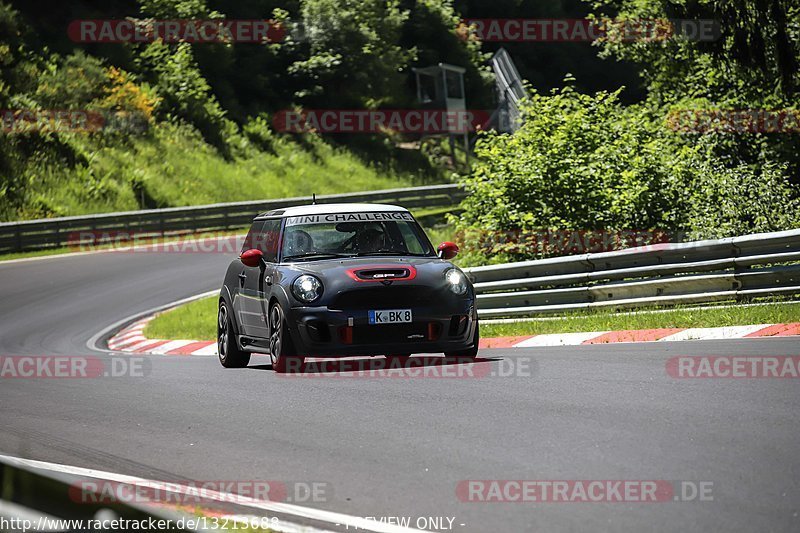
[0,184,465,253]
[465,229,800,318]
[0,455,195,531]
[491,48,525,133]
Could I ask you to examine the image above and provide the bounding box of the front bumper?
[287,300,477,357]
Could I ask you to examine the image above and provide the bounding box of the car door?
[240,218,281,338]
[234,221,265,337]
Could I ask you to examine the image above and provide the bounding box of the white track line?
[657,324,771,342]
[0,454,424,533]
[148,340,195,354]
[513,331,608,347]
[114,329,145,341]
[190,343,217,356]
[109,335,148,350]
[123,338,168,352]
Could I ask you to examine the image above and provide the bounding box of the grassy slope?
[144,295,800,342]
[14,124,417,220]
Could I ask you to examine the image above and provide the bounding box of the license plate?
[369,309,412,324]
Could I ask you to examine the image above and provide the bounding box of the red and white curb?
[107,315,218,356]
[483,323,800,348]
[108,314,800,356]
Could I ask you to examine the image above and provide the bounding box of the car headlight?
[445,268,468,295]
[292,275,323,303]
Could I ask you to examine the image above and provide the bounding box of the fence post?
[14,224,22,252]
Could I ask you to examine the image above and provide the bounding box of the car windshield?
[281,212,433,261]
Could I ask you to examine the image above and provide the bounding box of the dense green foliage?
[0,0,488,220]
[2,0,798,266]
[1,0,657,223]
[0,0,414,220]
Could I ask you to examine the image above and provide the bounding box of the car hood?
[286,256,452,278]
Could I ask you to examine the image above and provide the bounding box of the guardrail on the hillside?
[0,184,465,253]
[464,229,800,318]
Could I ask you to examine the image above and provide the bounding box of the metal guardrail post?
[14,224,22,252]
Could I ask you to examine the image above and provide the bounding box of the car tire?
[444,322,479,359]
[269,302,304,373]
[218,301,251,368]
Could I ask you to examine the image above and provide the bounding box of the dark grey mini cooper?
[218,203,478,372]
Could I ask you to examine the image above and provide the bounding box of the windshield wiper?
[283,252,354,261]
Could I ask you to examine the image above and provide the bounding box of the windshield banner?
[285,212,414,226]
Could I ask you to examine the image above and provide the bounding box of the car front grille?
[330,285,435,310]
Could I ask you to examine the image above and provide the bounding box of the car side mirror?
[240,248,264,268]
[437,241,459,260]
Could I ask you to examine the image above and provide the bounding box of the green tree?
[289,0,415,108]
[137,40,236,153]
[590,0,800,183]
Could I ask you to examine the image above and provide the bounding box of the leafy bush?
[34,52,108,108]
[242,114,275,153]
[137,41,236,154]
[684,160,800,240]
[454,83,800,264]
[97,66,160,120]
[456,85,682,258]
[591,0,800,184]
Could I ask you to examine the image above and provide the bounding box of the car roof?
[255,203,410,219]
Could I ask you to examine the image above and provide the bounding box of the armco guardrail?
[0,184,464,253]
[0,455,196,531]
[465,228,800,318]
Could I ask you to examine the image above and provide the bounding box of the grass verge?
[144,296,800,343]
[480,302,800,337]
[144,296,218,341]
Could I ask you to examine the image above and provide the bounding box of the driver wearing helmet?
[284,229,314,256]
[356,224,387,253]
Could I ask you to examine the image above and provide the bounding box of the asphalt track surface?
[1,248,799,532]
